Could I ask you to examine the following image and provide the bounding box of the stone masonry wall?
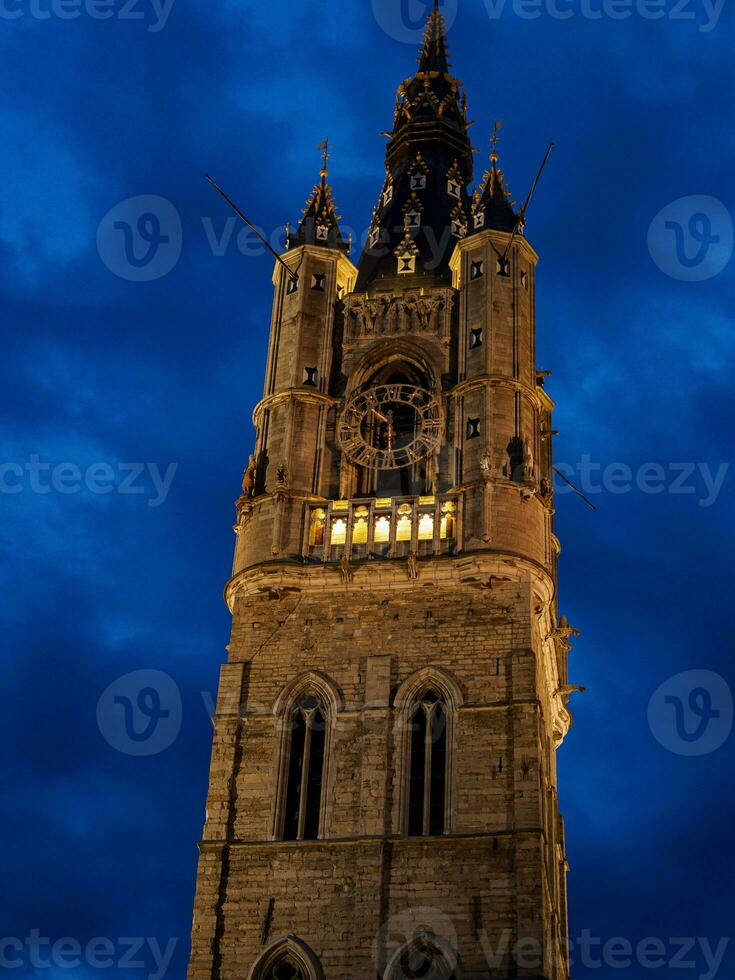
[189,571,564,980]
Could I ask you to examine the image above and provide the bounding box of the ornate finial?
[291,145,349,254]
[317,138,329,180]
[417,0,450,74]
[490,120,503,166]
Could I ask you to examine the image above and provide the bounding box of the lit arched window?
[282,695,326,841]
[407,689,448,837]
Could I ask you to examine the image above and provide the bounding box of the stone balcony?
[303,493,460,563]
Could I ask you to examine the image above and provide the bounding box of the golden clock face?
[338,384,442,470]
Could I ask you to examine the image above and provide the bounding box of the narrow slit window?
[287,275,299,295]
[311,273,326,291]
[496,257,511,277]
[470,260,484,280]
[467,418,481,439]
[303,367,318,387]
[469,328,483,350]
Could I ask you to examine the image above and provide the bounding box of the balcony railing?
[303,494,459,562]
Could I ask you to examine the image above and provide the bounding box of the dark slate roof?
[355,3,474,291]
[471,152,518,234]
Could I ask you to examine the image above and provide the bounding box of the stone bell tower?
[188,5,582,979]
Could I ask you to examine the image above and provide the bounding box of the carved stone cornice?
[447,374,555,411]
[224,551,554,611]
[253,388,339,426]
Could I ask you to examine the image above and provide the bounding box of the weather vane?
[490,120,503,164]
[317,139,329,178]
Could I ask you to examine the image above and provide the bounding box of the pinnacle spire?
[472,123,518,234]
[387,0,470,166]
[417,0,451,74]
[355,3,473,290]
[288,141,350,254]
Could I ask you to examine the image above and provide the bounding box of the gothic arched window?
[250,936,324,980]
[282,695,326,841]
[272,672,341,843]
[407,690,448,837]
[263,957,308,980]
[394,668,462,838]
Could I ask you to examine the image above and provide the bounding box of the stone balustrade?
[303,493,460,562]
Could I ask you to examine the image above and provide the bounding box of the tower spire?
[355,1,472,290]
[288,141,350,254]
[471,122,518,234]
[417,0,451,74]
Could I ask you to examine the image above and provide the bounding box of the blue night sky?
[2,1,735,978]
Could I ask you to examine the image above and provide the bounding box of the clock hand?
[371,408,389,423]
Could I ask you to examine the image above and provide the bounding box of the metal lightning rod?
[501,141,555,263]
[553,466,597,511]
[203,173,299,283]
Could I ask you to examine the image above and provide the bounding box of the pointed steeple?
[417,0,450,74]
[390,2,470,160]
[471,123,518,234]
[356,4,473,291]
[288,142,351,254]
